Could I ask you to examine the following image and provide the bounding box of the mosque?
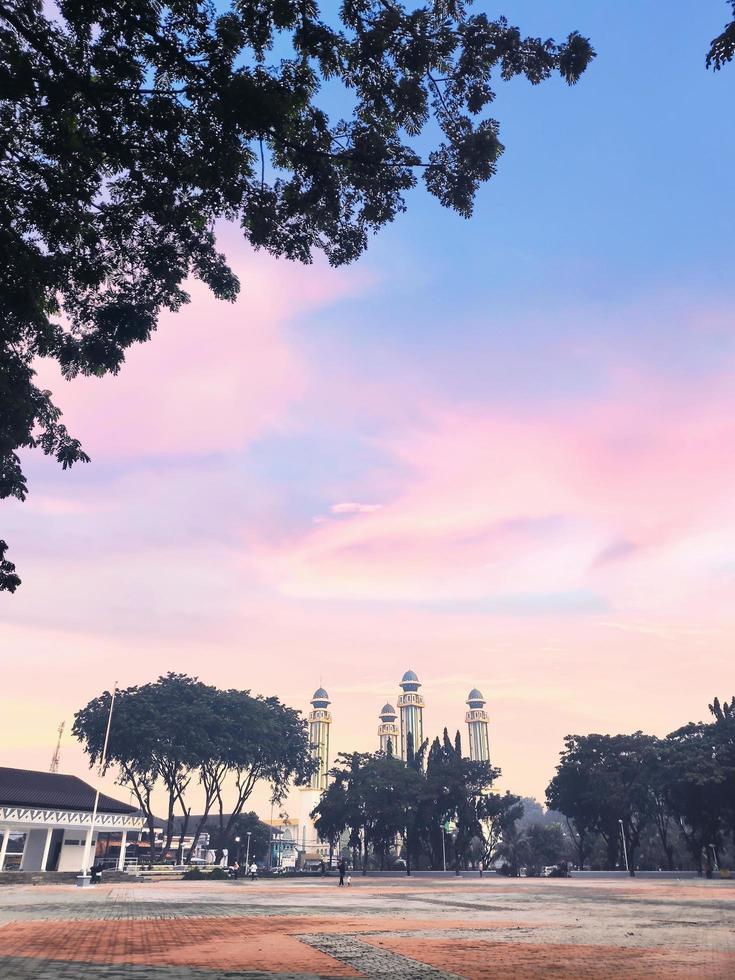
[295,670,490,859]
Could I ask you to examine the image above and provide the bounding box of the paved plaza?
[0,875,733,978]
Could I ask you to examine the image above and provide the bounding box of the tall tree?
[477,789,524,869]
[205,810,271,866]
[546,732,658,873]
[73,674,315,863]
[0,0,594,589]
[417,728,501,871]
[664,721,728,872]
[72,682,161,864]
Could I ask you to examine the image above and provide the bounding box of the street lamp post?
[619,819,631,875]
[441,822,447,872]
[234,836,241,866]
[245,831,252,870]
[81,682,117,879]
[709,844,719,873]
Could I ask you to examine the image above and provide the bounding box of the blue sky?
[4,1,735,804]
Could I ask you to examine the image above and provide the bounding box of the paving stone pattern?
[299,933,462,979]
[0,876,734,978]
[0,960,325,980]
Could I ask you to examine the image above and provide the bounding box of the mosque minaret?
[296,686,332,855]
[465,688,490,762]
[397,669,425,760]
[295,676,491,864]
[377,702,399,755]
[307,687,332,790]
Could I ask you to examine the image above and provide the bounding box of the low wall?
[0,870,131,886]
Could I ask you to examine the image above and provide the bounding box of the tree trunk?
[601,832,617,870]
[176,807,191,864]
[146,815,157,868]
[163,786,176,857]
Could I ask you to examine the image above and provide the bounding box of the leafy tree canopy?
[72,672,315,863]
[0,0,595,589]
[708,1,735,70]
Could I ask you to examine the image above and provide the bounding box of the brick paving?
[0,876,733,978]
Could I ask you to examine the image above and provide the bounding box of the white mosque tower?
[307,686,332,790]
[465,688,490,762]
[378,702,399,755]
[397,669,425,760]
[296,686,332,857]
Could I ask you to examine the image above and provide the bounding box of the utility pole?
[49,721,65,773]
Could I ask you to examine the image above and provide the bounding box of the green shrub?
[182,867,205,880]
[182,866,230,881]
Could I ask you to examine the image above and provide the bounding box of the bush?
[182,866,230,881]
[182,867,205,880]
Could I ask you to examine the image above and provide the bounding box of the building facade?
[0,768,144,875]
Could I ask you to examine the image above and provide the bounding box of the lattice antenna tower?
[49,720,65,773]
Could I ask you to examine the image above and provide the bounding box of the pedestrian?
[90,861,103,884]
[232,860,239,880]
[337,857,346,886]
[249,861,258,880]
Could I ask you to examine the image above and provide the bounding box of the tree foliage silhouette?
[0,0,595,588]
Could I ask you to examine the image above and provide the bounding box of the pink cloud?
[252,365,735,617]
[330,502,383,515]
[34,242,370,459]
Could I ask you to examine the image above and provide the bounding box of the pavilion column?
[81,825,94,874]
[19,830,30,871]
[0,828,8,871]
[40,828,53,872]
[117,830,128,871]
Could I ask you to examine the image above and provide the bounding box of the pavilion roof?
[0,767,138,814]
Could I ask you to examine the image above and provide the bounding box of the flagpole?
[81,682,118,876]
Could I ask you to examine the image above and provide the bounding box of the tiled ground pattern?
[0,877,733,978]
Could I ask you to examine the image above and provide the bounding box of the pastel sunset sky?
[2,0,734,815]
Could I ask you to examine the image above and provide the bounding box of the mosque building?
[294,670,491,861]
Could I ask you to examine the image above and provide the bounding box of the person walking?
[249,861,258,880]
[337,857,346,886]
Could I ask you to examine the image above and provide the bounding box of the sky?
[2,0,735,816]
